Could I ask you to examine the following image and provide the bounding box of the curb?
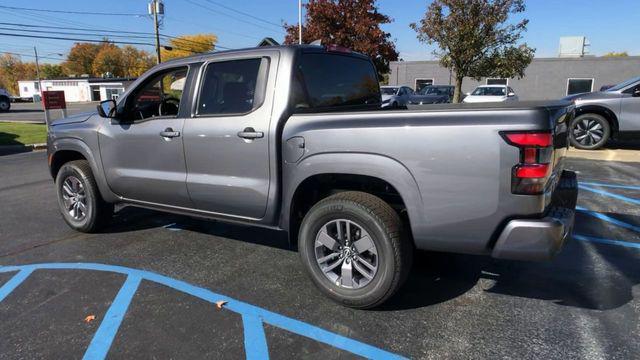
[0,143,46,156]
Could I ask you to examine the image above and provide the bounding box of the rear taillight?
[501,131,554,195]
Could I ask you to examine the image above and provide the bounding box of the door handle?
[237,127,264,140]
[160,128,181,138]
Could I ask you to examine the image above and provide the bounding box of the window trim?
[486,78,508,86]
[414,78,434,92]
[566,78,594,96]
[192,56,270,118]
[120,65,190,123]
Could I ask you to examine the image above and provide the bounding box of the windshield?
[471,87,506,96]
[380,87,399,95]
[607,76,640,92]
[421,86,450,95]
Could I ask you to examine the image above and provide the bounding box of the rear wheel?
[55,160,113,232]
[298,191,412,309]
[0,97,10,111]
[570,113,610,150]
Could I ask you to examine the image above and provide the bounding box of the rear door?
[183,54,277,219]
[98,66,192,207]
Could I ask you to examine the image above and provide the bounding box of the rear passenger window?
[197,58,269,115]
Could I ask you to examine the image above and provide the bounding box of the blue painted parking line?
[578,185,640,206]
[574,234,640,250]
[0,263,406,360]
[0,268,33,302]
[242,314,270,359]
[83,274,142,360]
[579,181,640,191]
[576,206,640,234]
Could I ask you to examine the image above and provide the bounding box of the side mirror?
[97,99,117,118]
[507,92,516,97]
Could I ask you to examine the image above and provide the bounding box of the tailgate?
[545,104,575,207]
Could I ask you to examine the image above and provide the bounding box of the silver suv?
[564,76,640,150]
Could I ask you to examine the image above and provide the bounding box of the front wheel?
[55,160,113,232]
[570,113,610,150]
[298,191,412,309]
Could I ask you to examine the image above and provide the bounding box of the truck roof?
[161,44,369,66]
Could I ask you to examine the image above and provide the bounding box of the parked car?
[0,88,11,111]
[380,85,413,108]
[408,85,455,105]
[47,45,577,308]
[563,75,640,150]
[463,85,518,103]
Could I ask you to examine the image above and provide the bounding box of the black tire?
[569,113,611,150]
[391,101,398,109]
[0,97,10,112]
[298,191,413,309]
[55,160,113,232]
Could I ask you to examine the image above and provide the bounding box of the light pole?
[298,0,302,45]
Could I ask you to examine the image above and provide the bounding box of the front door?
[620,83,640,131]
[183,56,275,219]
[98,66,192,207]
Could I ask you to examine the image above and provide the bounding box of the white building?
[18,77,136,102]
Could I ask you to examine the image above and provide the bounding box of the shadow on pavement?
[606,138,640,150]
[104,207,640,312]
[107,206,291,251]
[0,132,33,156]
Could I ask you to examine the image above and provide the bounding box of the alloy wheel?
[61,176,88,221]
[314,219,378,289]
[573,117,605,147]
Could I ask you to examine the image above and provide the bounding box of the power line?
[0,22,232,50]
[0,26,158,40]
[0,51,64,61]
[0,5,147,17]
[183,0,284,35]
[200,0,282,28]
[0,32,161,47]
[0,31,231,53]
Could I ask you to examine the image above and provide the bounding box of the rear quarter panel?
[282,105,569,254]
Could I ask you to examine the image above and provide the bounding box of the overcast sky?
[0,0,638,64]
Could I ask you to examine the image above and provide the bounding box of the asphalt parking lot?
[0,102,98,123]
[1,150,640,359]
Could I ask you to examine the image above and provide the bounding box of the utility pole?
[149,0,164,63]
[298,0,302,45]
[33,46,48,125]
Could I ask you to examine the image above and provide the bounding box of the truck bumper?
[491,171,578,261]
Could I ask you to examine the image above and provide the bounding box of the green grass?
[0,122,47,146]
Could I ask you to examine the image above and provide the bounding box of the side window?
[127,67,188,121]
[197,58,268,116]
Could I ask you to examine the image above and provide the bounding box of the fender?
[50,137,119,203]
[574,104,620,132]
[279,152,424,235]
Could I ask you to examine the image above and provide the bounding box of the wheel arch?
[281,152,423,247]
[575,104,619,134]
[49,138,118,203]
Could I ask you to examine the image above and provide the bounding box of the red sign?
[42,91,67,110]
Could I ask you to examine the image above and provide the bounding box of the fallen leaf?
[84,315,96,323]
[215,300,227,310]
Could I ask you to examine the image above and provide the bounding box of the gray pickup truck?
[47,45,578,308]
